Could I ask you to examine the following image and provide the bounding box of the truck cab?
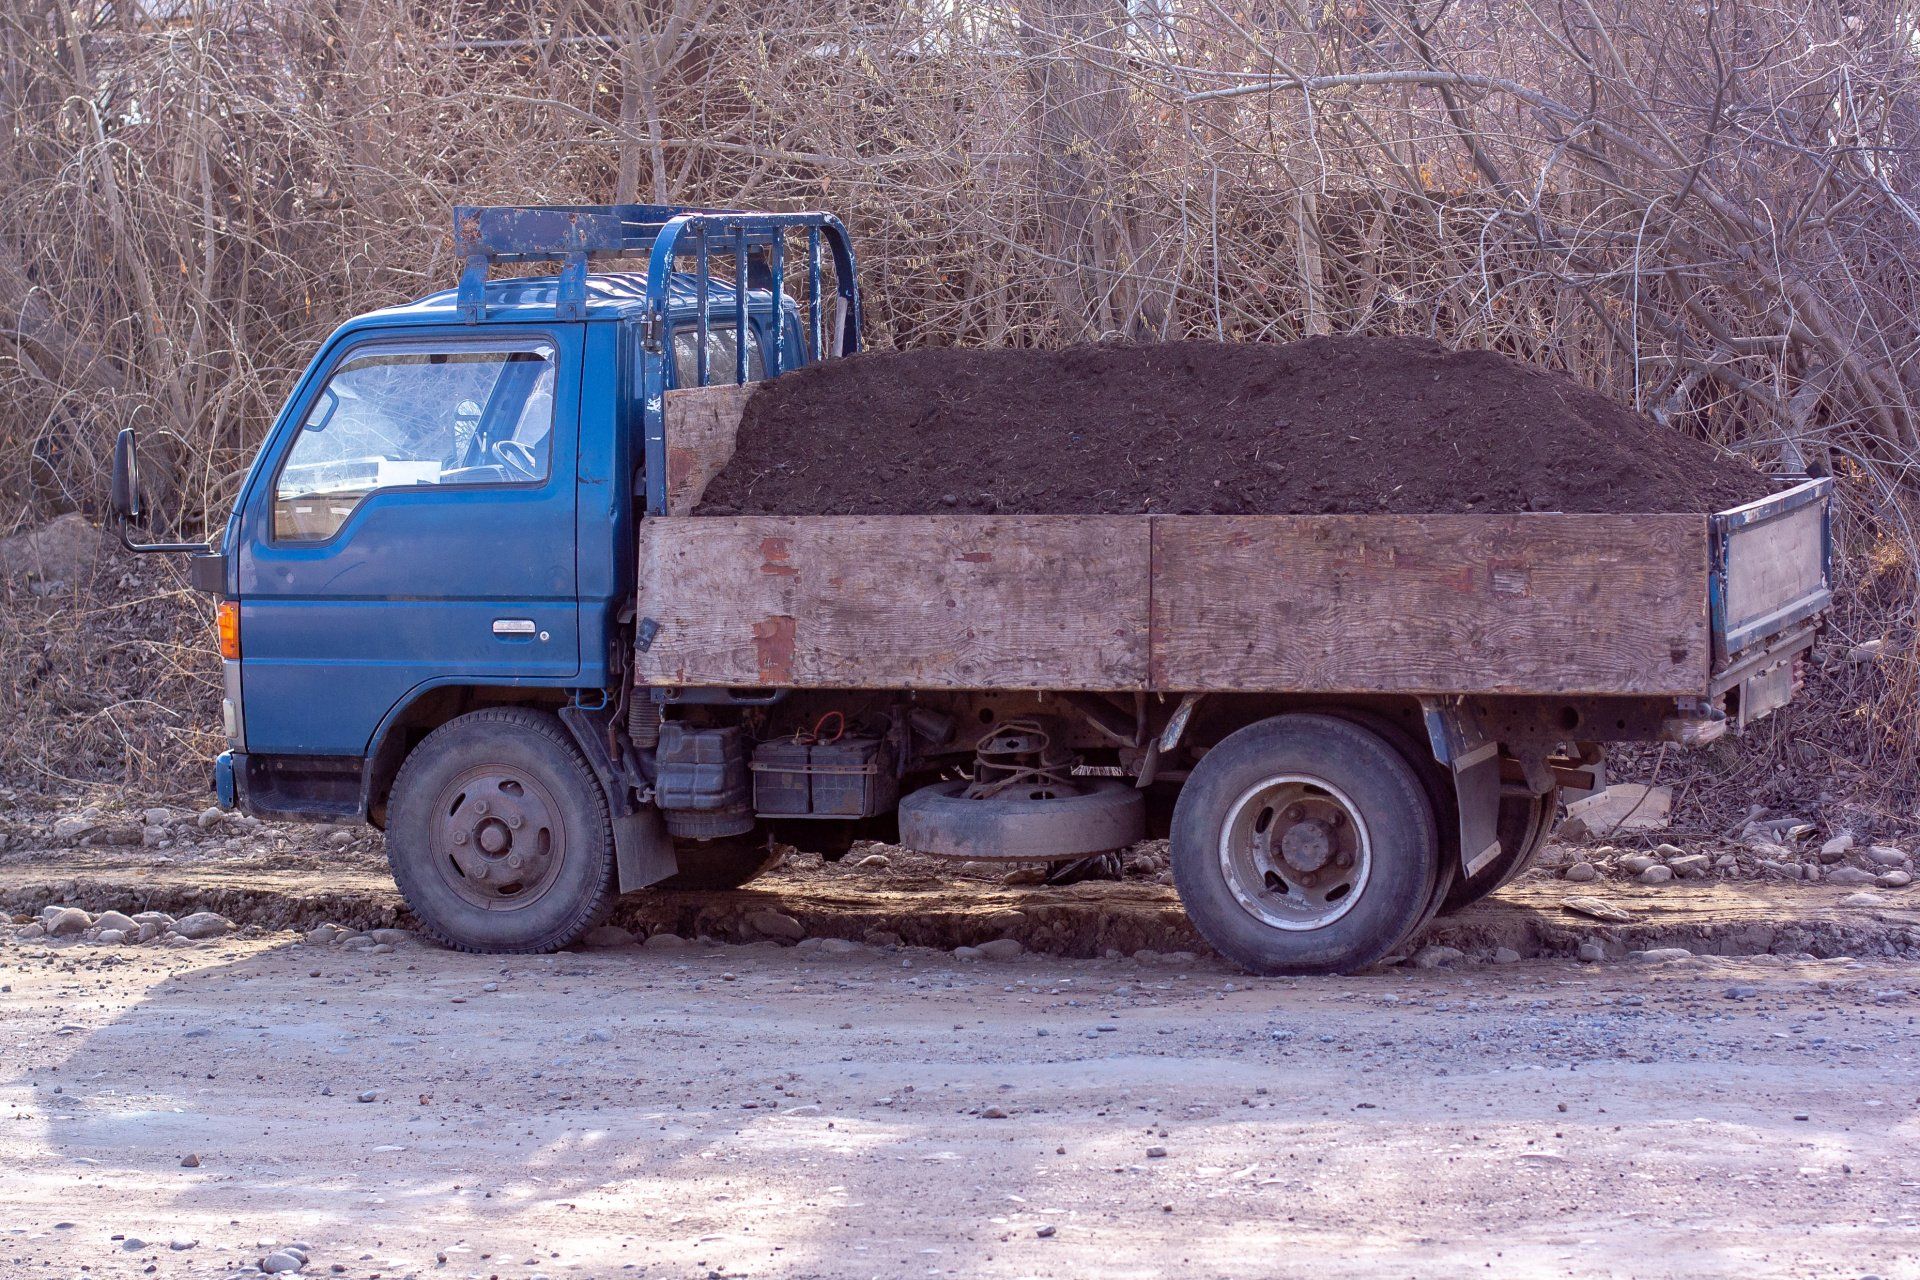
[141,204,858,831]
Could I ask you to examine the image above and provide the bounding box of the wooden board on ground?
[1149,514,1710,695]
[635,515,1152,690]
[663,384,755,515]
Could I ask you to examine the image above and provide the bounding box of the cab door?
[236,325,582,757]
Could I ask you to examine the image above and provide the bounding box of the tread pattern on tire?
[387,706,618,954]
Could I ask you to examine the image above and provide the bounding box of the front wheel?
[386,708,616,953]
[1171,714,1439,976]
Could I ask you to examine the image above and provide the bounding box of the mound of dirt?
[694,337,1770,517]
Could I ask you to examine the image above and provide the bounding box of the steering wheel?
[491,438,540,479]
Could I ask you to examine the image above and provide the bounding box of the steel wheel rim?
[429,764,567,910]
[1218,774,1372,931]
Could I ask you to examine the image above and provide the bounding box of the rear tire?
[657,835,782,891]
[1171,714,1438,976]
[386,708,616,953]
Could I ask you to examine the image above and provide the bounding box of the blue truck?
[111,204,1834,975]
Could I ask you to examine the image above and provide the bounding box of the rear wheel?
[386,708,616,953]
[1171,714,1439,976]
[657,835,782,891]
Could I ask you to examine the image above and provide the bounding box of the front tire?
[386,708,616,953]
[1171,714,1438,976]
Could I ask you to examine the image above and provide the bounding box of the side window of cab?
[668,323,767,388]
[273,340,557,542]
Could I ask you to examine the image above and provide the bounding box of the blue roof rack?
[450,204,859,335]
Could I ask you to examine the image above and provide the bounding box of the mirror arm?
[113,521,212,555]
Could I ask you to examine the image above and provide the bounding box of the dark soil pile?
[694,337,1769,516]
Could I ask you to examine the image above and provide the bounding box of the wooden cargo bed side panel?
[1150,514,1711,695]
[636,515,1152,690]
[662,384,756,515]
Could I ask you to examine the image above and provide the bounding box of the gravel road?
[3,930,1917,1280]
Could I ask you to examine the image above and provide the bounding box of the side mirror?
[110,427,143,527]
[108,428,207,556]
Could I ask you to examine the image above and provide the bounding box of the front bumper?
[214,750,237,810]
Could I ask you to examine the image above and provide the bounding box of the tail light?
[216,600,241,660]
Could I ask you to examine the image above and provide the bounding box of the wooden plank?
[635,515,1152,690]
[1148,514,1711,695]
[662,384,756,515]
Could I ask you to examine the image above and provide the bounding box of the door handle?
[492,618,538,637]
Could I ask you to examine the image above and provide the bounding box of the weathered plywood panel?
[662,384,756,515]
[1149,514,1711,695]
[636,516,1152,690]
[1722,502,1825,634]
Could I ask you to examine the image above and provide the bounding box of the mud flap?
[614,805,678,892]
[1421,698,1502,879]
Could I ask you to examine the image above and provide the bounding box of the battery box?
[751,734,897,818]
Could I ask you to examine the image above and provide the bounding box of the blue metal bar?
[695,234,710,387]
[769,231,786,377]
[733,223,748,386]
[807,228,822,360]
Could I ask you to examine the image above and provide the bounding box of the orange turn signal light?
[216,600,241,660]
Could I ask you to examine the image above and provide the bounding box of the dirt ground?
[5,918,1919,1280]
[4,802,1920,1278]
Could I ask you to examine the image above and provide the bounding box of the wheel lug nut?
[507,854,522,869]
[1285,805,1304,822]
[475,801,489,816]
[508,815,523,830]
[452,831,468,845]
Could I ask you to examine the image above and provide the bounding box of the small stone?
[92,909,138,934]
[1759,858,1802,880]
[951,944,981,961]
[51,815,95,843]
[179,1153,200,1167]
[1410,944,1464,969]
[744,909,804,941]
[1562,862,1598,883]
[1712,854,1737,870]
[581,924,635,948]
[1637,865,1673,885]
[43,907,92,937]
[169,1239,198,1251]
[357,1090,378,1103]
[863,929,903,947]
[1840,892,1886,907]
[142,807,175,826]
[854,853,890,869]
[981,1106,1009,1119]
[1618,853,1659,876]
[196,806,225,829]
[1146,1145,1168,1158]
[305,924,345,945]
[13,922,44,940]
[1577,940,1607,962]
[1819,832,1855,861]
[642,932,691,949]
[1668,854,1711,878]
[1653,842,1684,858]
[261,1249,305,1273]
[975,938,1025,961]
[1036,1225,1056,1238]
[1491,947,1522,965]
[169,911,234,940]
[814,937,862,954]
[95,928,127,945]
[1629,947,1692,963]
[1867,846,1910,868]
[1877,870,1912,888]
[1824,867,1878,886]
[1847,639,1885,665]
[1001,866,1047,886]
[368,927,411,946]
